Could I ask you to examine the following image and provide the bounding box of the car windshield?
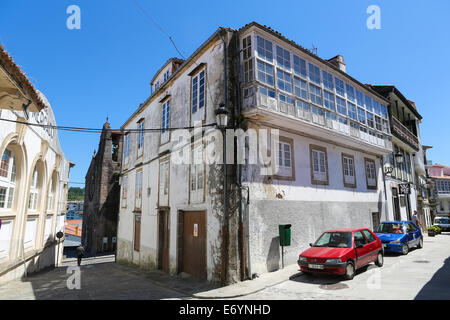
[435,218,449,224]
[375,223,404,234]
[313,232,352,248]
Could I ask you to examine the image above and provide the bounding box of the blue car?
[374,221,423,255]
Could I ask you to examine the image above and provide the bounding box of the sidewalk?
[193,264,302,299]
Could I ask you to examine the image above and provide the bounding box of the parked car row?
[297,221,424,280]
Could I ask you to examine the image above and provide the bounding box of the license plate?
[308,264,324,270]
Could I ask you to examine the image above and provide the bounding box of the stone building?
[116,22,395,284]
[82,121,122,256]
[0,45,72,284]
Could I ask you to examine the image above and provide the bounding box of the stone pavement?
[1,233,448,300]
[193,264,301,299]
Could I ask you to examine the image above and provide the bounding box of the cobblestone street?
[0,255,217,300]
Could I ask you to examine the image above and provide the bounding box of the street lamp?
[215,103,229,129]
[216,103,229,286]
[395,152,404,164]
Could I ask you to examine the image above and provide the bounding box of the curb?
[192,270,303,299]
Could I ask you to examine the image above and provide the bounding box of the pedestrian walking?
[412,210,424,231]
[76,244,85,266]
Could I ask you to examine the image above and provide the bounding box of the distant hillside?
[68,187,85,201]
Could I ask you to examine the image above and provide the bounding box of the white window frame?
[342,154,356,187]
[190,145,205,203]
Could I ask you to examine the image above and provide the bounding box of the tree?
[68,187,85,201]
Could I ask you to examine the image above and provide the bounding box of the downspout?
[234,31,247,281]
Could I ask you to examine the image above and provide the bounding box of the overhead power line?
[0,117,217,134]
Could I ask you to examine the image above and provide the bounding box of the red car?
[297,228,384,280]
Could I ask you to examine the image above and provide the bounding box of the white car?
[434,216,450,232]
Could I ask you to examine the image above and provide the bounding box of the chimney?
[328,55,346,73]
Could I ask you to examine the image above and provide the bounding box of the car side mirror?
[356,244,364,249]
[309,243,313,247]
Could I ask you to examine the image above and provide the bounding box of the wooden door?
[134,214,141,252]
[158,210,170,273]
[182,211,206,280]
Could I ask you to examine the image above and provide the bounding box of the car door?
[354,231,370,268]
[409,222,421,246]
[362,229,379,263]
[405,223,415,247]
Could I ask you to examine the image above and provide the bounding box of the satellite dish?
[56,231,64,239]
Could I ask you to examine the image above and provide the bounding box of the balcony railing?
[391,117,419,150]
[243,92,392,150]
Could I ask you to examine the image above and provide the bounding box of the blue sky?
[0,0,449,185]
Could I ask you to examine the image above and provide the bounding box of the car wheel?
[344,261,355,280]
[375,252,384,267]
[402,244,409,255]
[417,237,423,249]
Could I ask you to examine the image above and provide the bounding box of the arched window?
[28,166,40,210]
[47,173,56,212]
[0,149,16,209]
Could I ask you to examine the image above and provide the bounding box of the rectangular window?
[192,70,206,114]
[358,107,366,124]
[336,96,347,115]
[190,145,204,203]
[276,46,290,69]
[293,55,307,79]
[244,59,253,83]
[257,36,273,62]
[159,159,169,206]
[335,77,345,97]
[294,77,308,100]
[138,121,144,150]
[309,83,322,106]
[279,94,294,105]
[342,154,356,187]
[375,116,382,131]
[242,35,252,60]
[0,187,6,208]
[356,90,364,107]
[259,86,276,98]
[348,102,357,121]
[367,112,375,128]
[124,134,130,160]
[162,100,170,134]
[346,84,355,102]
[381,104,388,118]
[122,175,128,208]
[310,145,328,184]
[365,158,377,189]
[322,71,334,91]
[308,63,321,85]
[323,90,335,111]
[257,60,274,86]
[365,95,373,112]
[275,138,294,179]
[135,170,142,210]
[276,68,292,93]
[373,99,381,115]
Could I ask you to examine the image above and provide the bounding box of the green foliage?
[68,187,85,201]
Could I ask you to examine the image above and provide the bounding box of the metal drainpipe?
[234,31,247,281]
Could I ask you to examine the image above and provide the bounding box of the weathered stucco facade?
[0,45,72,285]
[116,22,396,284]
